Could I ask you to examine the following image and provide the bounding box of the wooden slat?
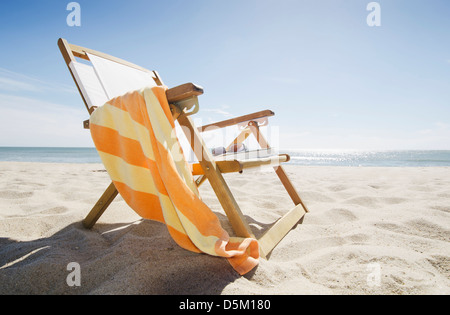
[275,166,309,212]
[58,38,92,114]
[192,155,289,176]
[258,204,306,257]
[225,128,252,152]
[152,70,164,86]
[192,160,242,176]
[249,121,309,212]
[83,83,203,129]
[166,83,204,103]
[239,154,289,169]
[67,42,155,75]
[177,113,255,238]
[82,182,119,229]
[58,38,76,65]
[198,110,275,132]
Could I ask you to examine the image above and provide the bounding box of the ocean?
[0,147,450,167]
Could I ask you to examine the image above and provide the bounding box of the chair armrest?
[166,83,204,103]
[83,83,204,129]
[198,110,275,132]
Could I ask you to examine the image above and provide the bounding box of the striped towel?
[89,86,259,275]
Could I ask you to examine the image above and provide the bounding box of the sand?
[0,162,449,295]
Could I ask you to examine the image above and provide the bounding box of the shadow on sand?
[0,213,267,295]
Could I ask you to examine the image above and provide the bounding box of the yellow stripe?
[91,103,156,161]
[99,153,217,252]
[159,197,188,235]
[143,89,174,149]
[98,151,188,235]
[175,210,222,256]
[143,89,198,195]
[98,152,160,195]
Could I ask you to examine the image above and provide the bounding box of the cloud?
[0,76,41,92]
[201,108,233,118]
[0,67,76,95]
[0,68,90,147]
[278,125,450,151]
[434,122,449,130]
[0,93,92,147]
[266,76,302,85]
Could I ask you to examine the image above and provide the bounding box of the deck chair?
[58,38,309,258]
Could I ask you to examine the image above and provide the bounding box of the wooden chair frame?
[58,38,309,258]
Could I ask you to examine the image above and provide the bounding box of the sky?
[0,0,449,150]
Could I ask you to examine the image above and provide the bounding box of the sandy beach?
[0,162,449,295]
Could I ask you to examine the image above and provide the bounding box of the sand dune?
[0,162,449,295]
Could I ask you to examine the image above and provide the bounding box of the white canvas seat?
[69,61,108,109]
[87,52,158,100]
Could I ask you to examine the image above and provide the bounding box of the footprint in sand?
[0,190,33,199]
[427,255,450,278]
[345,196,378,207]
[431,205,450,213]
[40,206,70,215]
[325,208,358,224]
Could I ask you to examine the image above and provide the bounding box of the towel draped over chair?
[89,85,259,275]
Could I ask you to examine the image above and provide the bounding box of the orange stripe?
[225,240,259,275]
[90,124,148,168]
[113,181,165,223]
[90,124,168,196]
[154,141,225,239]
[166,225,201,253]
[106,87,173,130]
[107,91,148,127]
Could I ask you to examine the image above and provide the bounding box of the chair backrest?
[69,61,109,109]
[87,52,158,100]
[58,38,197,162]
[58,38,163,114]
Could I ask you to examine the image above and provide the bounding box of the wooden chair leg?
[179,114,309,258]
[225,127,252,151]
[258,203,306,257]
[274,166,309,212]
[82,181,118,229]
[178,113,255,239]
[248,121,309,212]
[195,175,208,187]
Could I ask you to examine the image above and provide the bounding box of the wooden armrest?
[166,83,204,103]
[191,154,290,175]
[198,110,275,132]
[191,160,242,175]
[83,83,204,129]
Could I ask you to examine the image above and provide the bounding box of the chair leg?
[178,113,255,239]
[195,175,208,187]
[82,181,118,229]
[274,165,309,213]
[247,120,309,256]
[258,203,306,257]
[248,121,309,212]
[179,113,309,258]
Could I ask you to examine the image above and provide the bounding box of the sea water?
[0,147,101,164]
[0,147,449,167]
[284,149,450,167]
